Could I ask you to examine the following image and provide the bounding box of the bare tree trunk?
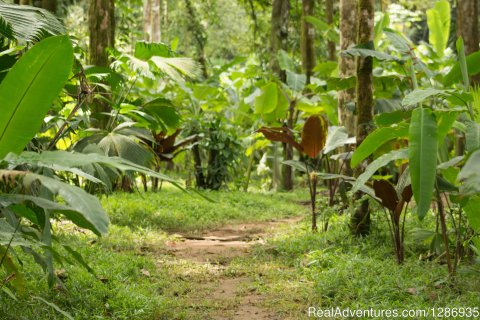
[271,0,293,190]
[152,0,162,42]
[338,0,357,181]
[301,0,315,84]
[270,0,290,83]
[339,0,357,137]
[19,0,32,5]
[457,0,479,75]
[326,0,336,61]
[143,0,152,41]
[88,0,115,129]
[351,0,375,237]
[89,0,115,67]
[192,144,206,188]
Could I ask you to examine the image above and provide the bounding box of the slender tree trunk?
[270,0,290,83]
[88,0,115,129]
[247,0,259,47]
[351,0,375,237]
[338,0,357,137]
[338,0,357,188]
[271,0,293,190]
[41,0,56,12]
[19,0,31,5]
[301,0,315,84]
[143,0,152,41]
[192,144,206,188]
[152,0,162,42]
[163,0,168,27]
[326,0,336,61]
[185,0,208,78]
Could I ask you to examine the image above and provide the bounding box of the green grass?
[0,188,308,319]
[228,214,480,319]
[101,186,305,233]
[1,188,479,319]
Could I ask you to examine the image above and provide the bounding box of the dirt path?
[163,216,302,320]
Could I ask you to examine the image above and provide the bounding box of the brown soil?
[164,216,302,320]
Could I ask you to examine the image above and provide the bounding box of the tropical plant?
[258,114,328,231]
[0,1,65,43]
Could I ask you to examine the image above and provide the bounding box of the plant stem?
[305,161,317,232]
[436,188,453,275]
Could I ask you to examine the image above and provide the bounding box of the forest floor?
[164,216,303,319]
[2,187,480,319]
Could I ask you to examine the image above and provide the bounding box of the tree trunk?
[270,0,290,83]
[152,0,162,42]
[338,0,357,137]
[185,0,208,78]
[89,0,115,67]
[326,0,336,61]
[271,0,293,190]
[338,0,357,193]
[457,0,479,70]
[143,0,152,41]
[301,0,315,84]
[456,0,478,155]
[351,0,375,237]
[41,0,56,12]
[19,0,31,5]
[192,144,206,188]
[88,0,115,129]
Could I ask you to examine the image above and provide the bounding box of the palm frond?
[0,3,65,43]
[150,56,202,81]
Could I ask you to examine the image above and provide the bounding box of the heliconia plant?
[258,115,328,231]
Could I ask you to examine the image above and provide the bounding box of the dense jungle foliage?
[0,0,480,319]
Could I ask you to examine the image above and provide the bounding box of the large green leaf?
[444,51,480,86]
[254,83,278,114]
[464,197,480,232]
[30,173,109,236]
[277,49,294,72]
[286,70,306,92]
[0,35,73,159]
[5,150,185,190]
[323,126,356,154]
[374,12,390,48]
[458,149,480,195]
[409,107,438,219]
[351,148,408,193]
[0,170,109,236]
[142,98,181,134]
[0,3,65,42]
[135,41,173,59]
[465,120,480,153]
[351,122,409,168]
[402,88,449,107]
[436,111,458,144]
[426,0,450,58]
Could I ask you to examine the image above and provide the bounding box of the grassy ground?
[1,187,479,319]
